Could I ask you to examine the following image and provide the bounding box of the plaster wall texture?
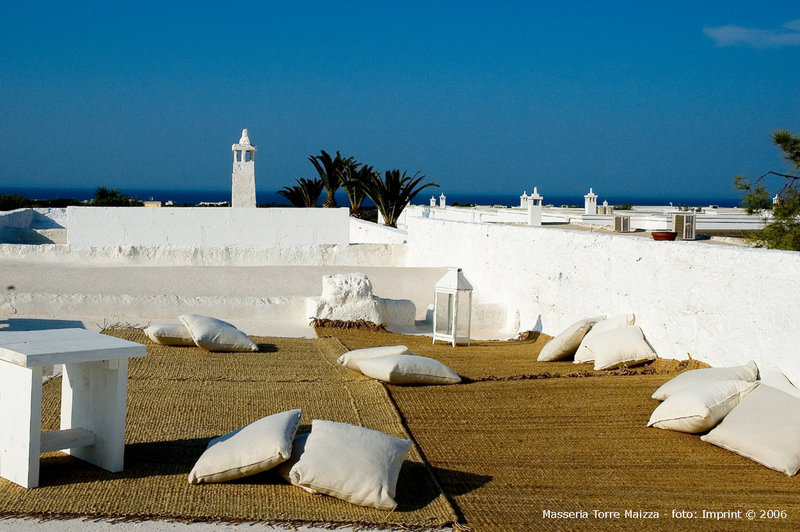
[32,208,68,228]
[0,209,35,229]
[66,207,350,248]
[2,292,306,323]
[404,216,800,383]
[0,210,34,243]
[0,242,407,267]
[349,218,407,244]
[231,161,256,208]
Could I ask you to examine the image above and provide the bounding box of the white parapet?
[66,206,350,248]
[404,215,800,383]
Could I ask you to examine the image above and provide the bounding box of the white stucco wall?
[66,207,350,248]
[0,209,34,235]
[404,217,800,382]
[349,218,408,244]
[0,242,407,267]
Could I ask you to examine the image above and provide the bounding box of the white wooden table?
[0,328,146,488]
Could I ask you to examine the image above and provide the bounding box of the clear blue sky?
[1,1,799,201]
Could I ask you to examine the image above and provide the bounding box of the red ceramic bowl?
[651,231,678,241]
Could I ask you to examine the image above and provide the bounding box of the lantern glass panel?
[435,292,454,335]
[455,292,471,339]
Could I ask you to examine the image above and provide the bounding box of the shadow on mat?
[34,438,481,516]
[429,466,492,496]
[36,438,210,487]
[256,343,278,352]
[393,460,454,511]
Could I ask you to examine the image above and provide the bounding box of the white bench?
[0,328,146,488]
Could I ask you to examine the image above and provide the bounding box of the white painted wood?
[61,358,129,472]
[0,361,42,488]
[0,328,145,368]
[40,428,96,453]
[0,328,145,487]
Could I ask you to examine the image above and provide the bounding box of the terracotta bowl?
[651,231,678,241]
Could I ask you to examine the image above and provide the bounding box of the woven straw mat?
[318,327,799,532]
[0,329,457,528]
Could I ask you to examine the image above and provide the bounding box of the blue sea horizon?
[1,186,742,208]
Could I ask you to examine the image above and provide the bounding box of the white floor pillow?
[537,316,605,362]
[189,409,301,484]
[648,380,757,433]
[758,369,800,399]
[701,384,800,476]
[179,313,258,352]
[288,420,412,510]
[651,360,759,401]
[577,325,656,370]
[573,313,635,363]
[337,345,412,371]
[143,323,196,347]
[357,354,461,385]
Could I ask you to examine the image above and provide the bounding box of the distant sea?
[0,186,742,208]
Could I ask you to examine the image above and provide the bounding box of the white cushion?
[357,354,461,385]
[578,325,656,370]
[573,313,635,363]
[758,369,800,399]
[701,384,800,476]
[648,380,757,433]
[179,313,258,352]
[288,420,412,510]
[188,409,301,484]
[337,345,412,371]
[537,316,605,362]
[651,360,759,401]
[143,323,196,347]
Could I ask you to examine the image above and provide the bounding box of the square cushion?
[288,420,412,510]
[537,316,605,362]
[179,313,258,352]
[357,354,461,385]
[651,360,759,401]
[143,323,196,347]
[648,380,757,433]
[189,409,301,484]
[337,345,412,371]
[701,384,800,476]
[578,325,656,370]
[758,369,800,399]
[573,313,635,363]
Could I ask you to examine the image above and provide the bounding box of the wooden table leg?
[0,361,43,488]
[60,358,128,472]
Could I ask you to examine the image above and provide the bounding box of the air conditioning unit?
[614,215,631,233]
[672,214,696,240]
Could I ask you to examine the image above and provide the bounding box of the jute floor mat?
[0,329,458,528]
[316,327,709,381]
[319,327,799,532]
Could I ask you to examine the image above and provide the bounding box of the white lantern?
[432,267,473,347]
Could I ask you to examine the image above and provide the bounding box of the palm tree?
[277,178,324,207]
[357,169,438,227]
[340,161,375,218]
[308,150,352,208]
